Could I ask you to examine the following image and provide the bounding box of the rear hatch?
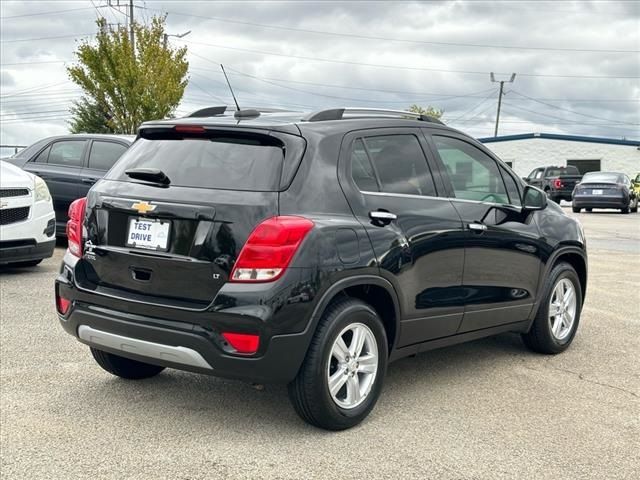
[78,125,305,309]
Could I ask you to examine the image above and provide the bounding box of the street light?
[163,30,191,48]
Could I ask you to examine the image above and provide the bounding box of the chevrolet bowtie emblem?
[131,201,156,214]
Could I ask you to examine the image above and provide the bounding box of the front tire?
[522,262,582,354]
[572,206,581,213]
[288,297,388,430]
[90,347,165,379]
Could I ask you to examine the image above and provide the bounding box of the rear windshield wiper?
[125,168,171,186]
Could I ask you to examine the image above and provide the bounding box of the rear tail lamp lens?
[67,197,87,257]
[222,332,260,354]
[230,216,314,283]
[553,178,563,189]
[56,295,71,315]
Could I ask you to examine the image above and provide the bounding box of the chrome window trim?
[360,189,523,210]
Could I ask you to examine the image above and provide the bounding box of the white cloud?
[1,0,638,154]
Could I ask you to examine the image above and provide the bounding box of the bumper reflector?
[56,296,71,315]
[222,332,260,354]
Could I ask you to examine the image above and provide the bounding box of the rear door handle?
[369,210,397,223]
[468,222,487,232]
[82,178,97,185]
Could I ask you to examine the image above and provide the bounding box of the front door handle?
[81,178,96,185]
[468,222,487,232]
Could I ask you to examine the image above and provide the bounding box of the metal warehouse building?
[479,133,640,178]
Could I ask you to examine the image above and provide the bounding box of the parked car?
[55,107,587,430]
[523,166,582,203]
[0,160,55,267]
[572,171,638,214]
[4,134,133,235]
[632,173,640,197]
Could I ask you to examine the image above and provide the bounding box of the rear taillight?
[553,178,563,189]
[230,216,314,283]
[66,197,87,257]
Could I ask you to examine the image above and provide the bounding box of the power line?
[501,101,638,126]
[183,40,640,80]
[0,6,97,19]
[146,8,639,54]
[449,90,500,122]
[508,89,640,124]
[0,33,95,44]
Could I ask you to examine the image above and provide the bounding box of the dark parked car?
[524,166,583,203]
[55,107,587,430]
[572,171,638,213]
[5,134,133,235]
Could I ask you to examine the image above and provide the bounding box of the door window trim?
[86,139,129,171]
[425,132,523,209]
[44,139,89,168]
[342,128,442,199]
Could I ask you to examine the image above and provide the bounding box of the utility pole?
[129,0,134,52]
[490,72,516,137]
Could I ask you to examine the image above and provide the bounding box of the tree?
[68,97,114,134]
[407,104,443,119]
[67,16,189,134]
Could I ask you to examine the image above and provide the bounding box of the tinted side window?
[32,146,51,163]
[534,170,544,179]
[88,141,128,170]
[363,135,436,196]
[434,136,508,203]
[350,139,379,192]
[500,166,522,206]
[47,140,86,168]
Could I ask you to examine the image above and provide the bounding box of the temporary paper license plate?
[592,189,603,195]
[126,217,170,251]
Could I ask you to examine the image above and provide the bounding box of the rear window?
[582,172,622,183]
[107,134,287,191]
[547,166,579,177]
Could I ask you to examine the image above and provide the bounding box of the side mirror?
[523,185,547,211]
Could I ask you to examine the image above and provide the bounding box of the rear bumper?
[55,253,314,383]
[572,194,628,209]
[0,238,55,265]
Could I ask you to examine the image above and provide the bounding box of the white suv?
[0,160,55,267]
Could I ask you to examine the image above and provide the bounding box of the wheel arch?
[529,246,587,325]
[306,275,402,354]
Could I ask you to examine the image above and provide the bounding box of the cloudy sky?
[1,0,639,154]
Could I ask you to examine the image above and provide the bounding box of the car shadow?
[59,332,530,435]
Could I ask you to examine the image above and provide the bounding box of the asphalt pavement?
[1,208,638,479]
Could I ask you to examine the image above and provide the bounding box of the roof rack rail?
[186,106,227,117]
[302,107,445,125]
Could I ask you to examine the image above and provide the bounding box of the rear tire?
[572,206,580,213]
[90,347,165,379]
[621,206,630,214]
[288,297,388,430]
[586,208,592,212]
[522,262,582,354]
[631,199,638,213]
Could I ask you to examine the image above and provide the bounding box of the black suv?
[55,107,587,430]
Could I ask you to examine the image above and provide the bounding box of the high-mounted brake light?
[230,216,314,283]
[553,178,563,189]
[66,197,87,257]
[174,125,206,134]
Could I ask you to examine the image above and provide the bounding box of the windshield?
[582,172,622,183]
[107,135,286,191]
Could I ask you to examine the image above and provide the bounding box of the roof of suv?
[140,107,455,136]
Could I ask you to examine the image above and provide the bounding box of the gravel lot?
[1,208,638,479]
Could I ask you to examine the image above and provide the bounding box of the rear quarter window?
[107,133,294,191]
